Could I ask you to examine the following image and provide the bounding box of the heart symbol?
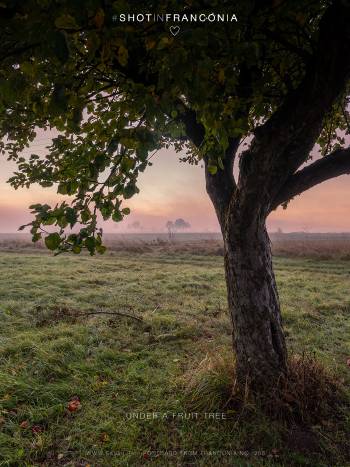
[170,26,180,36]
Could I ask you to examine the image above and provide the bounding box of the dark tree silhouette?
[174,218,191,230]
[166,220,174,240]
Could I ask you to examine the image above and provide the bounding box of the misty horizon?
[1,137,350,234]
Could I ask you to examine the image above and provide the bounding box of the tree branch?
[0,42,40,63]
[179,58,254,227]
[204,138,240,227]
[239,1,350,211]
[180,108,205,147]
[264,29,311,61]
[179,107,240,226]
[76,309,143,322]
[271,147,350,211]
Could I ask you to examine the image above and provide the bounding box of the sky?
[1,136,350,233]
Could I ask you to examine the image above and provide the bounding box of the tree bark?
[217,199,287,388]
[204,143,288,388]
[203,145,288,388]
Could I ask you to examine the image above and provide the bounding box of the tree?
[1,0,350,389]
[166,221,175,240]
[166,218,190,239]
[174,218,191,231]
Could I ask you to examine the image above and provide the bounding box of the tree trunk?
[222,214,287,388]
[203,143,287,389]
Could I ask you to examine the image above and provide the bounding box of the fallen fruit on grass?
[67,398,81,412]
[20,420,29,429]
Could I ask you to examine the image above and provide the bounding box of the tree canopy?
[1,0,350,253]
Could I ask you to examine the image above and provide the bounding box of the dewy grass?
[181,351,347,426]
[180,351,237,413]
[0,250,349,466]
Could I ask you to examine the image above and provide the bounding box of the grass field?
[0,247,349,466]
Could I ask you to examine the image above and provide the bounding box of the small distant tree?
[166,218,190,239]
[174,218,191,231]
[166,221,175,240]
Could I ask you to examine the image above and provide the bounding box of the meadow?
[0,236,349,466]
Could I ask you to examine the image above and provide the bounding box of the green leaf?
[66,208,78,227]
[45,233,61,250]
[81,209,91,223]
[112,210,123,222]
[208,165,218,175]
[84,237,96,254]
[57,183,68,195]
[121,157,134,172]
[57,216,68,228]
[32,233,42,242]
[124,183,139,199]
[54,14,79,30]
[96,244,106,254]
[117,45,128,66]
[43,216,56,226]
[68,234,78,243]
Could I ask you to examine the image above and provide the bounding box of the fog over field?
[1,232,350,259]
